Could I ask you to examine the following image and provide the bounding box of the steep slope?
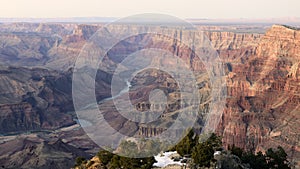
[0,136,91,169]
[0,23,100,70]
[0,66,74,133]
[0,66,112,134]
[0,23,299,168]
[217,25,300,166]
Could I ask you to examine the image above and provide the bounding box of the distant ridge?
[0,17,118,23]
[279,24,300,30]
[0,17,300,25]
[186,17,300,25]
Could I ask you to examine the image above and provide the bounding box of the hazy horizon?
[1,0,299,19]
[1,16,300,25]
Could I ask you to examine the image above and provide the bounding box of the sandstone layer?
[0,23,299,168]
[216,25,300,167]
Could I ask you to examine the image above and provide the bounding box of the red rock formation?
[0,23,299,167]
[217,25,300,163]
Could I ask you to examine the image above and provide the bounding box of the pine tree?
[97,150,113,166]
[192,141,214,167]
[175,129,198,156]
[266,146,290,169]
[191,133,221,167]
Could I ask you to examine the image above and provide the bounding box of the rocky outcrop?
[0,103,42,133]
[0,66,112,134]
[0,23,101,70]
[138,126,165,137]
[0,137,91,169]
[0,66,73,133]
[0,23,299,167]
[217,25,300,164]
[94,25,299,165]
[205,31,261,50]
[205,31,262,66]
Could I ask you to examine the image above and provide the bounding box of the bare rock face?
[217,25,300,164]
[0,23,299,167]
[0,66,74,133]
[0,23,101,70]
[0,66,112,134]
[206,31,261,50]
[205,31,261,66]
[0,103,41,133]
[0,136,91,169]
[87,25,299,164]
[91,27,213,141]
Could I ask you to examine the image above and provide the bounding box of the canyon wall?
[0,23,299,167]
[217,25,300,165]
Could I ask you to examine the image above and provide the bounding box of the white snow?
[153,151,183,168]
[214,151,221,156]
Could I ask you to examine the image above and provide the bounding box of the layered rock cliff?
[0,136,91,169]
[0,66,73,133]
[217,25,300,165]
[0,23,299,168]
[0,65,112,134]
[0,23,100,70]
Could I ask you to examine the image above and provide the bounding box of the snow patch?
[153,151,183,168]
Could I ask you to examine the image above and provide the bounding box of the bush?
[265,146,290,169]
[175,129,198,156]
[228,144,243,158]
[75,157,86,167]
[109,155,156,169]
[192,141,214,167]
[191,133,222,167]
[95,147,156,169]
[230,145,292,169]
[97,150,114,165]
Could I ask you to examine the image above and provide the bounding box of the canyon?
[217,25,300,167]
[0,22,299,168]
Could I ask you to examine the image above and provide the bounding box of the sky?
[1,0,299,19]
